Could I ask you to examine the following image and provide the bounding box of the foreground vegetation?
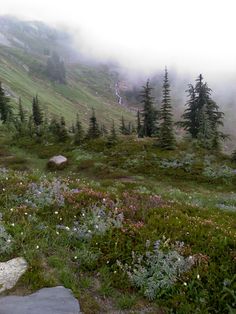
[0,134,235,313]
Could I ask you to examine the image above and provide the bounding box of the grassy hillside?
[0,17,135,127]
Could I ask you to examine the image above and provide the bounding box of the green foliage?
[180,74,225,149]
[117,240,194,300]
[140,79,158,137]
[58,116,69,142]
[231,149,236,163]
[137,109,142,137]
[159,67,175,149]
[74,114,84,145]
[107,120,118,147]
[86,109,101,139]
[0,82,12,123]
[32,95,43,127]
[0,214,12,254]
[120,116,131,135]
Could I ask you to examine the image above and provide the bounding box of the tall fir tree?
[159,67,175,149]
[107,120,118,146]
[100,124,108,137]
[49,117,60,140]
[140,79,157,137]
[181,84,197,137]
[0,82,12,123]
[59,116,69,142]
[86,109,100,139]
[197,104,213,148]
[14,97,26,136]
[32,95,43,126]
[120,116,127,135]
[137,109,142,137]
[18,97,26,123]
[231,149,236,163]
[74,113,84,144]
[180,74,225,149]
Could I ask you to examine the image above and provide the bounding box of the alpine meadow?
[0,5,235,314]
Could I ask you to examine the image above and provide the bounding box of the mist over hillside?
[0,15,235,149]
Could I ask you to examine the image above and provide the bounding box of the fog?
[1,0,236,78]
[1,0,236,137]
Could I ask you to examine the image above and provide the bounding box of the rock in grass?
[0,286,81,314]
[47,155,68,170]
[0,257,28,293]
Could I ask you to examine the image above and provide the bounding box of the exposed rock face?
[47,155,68,170]
[0,257,28,293]
[0,286,81,314]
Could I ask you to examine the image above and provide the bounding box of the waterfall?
[115,83,122,105]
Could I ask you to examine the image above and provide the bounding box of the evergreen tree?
[140,79,157,137]
[107,120,118,146]
[13,97,26,136]
[159,67,175,149]
[100,124,108,137]
[32,95,43,126]
[74,114,84,144]
[180,84,197,137]
[71,123,76,134]
[28,115,35,138]
[231,149,236,163]
[59,116,69,142]
[180,74,225,149]
[18,97,26,123]
[137,109,142,137]
[197,104,213,148]
[120,116,127,135]
[49,117,60,139]
[0,82,12,123]
[86,109,100,139]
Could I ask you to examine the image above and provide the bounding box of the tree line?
[0,67,229,152]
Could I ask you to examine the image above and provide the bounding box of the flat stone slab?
[0,286,80,314]
[0,257,28,293]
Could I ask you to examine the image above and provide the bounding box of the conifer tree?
[120,116,128,135]
[74,114,84,144]
[159,67,175,149]
[49,117,60,140]
[0,82,12,123]
[28,115,35,138]
[180,84,197,137]
[107,120,118,146]
[18,97,26,123]
[197,104,213,148]
[71,124,76,134]
[180,74,225,149]
[137,110,142,137]
[231,149,236,163]
[32,95,43,126]
[100,124,108,137]
[140,79,157,137]
[86,109,100,139]
[59,116,69,142]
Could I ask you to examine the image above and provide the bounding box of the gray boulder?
[47,155,68,170]
[0,286,80,314]
[0,257,28,293]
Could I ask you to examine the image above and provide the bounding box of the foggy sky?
[1,0,236,77]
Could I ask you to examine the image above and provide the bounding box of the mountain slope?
[0,16,135,127]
